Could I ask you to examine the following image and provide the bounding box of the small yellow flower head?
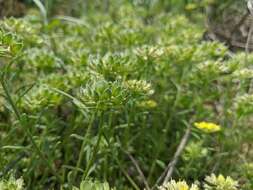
[185,3,198,11]
[159,180,200,190]
[178,182,189,190]
[194,122,221,133]
[159,180,195,190]
[137,100,157,109]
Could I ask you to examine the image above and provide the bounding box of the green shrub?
[0,1,252,190]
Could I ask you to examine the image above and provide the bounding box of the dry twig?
[124,151,151,190]
[153,126,191,189]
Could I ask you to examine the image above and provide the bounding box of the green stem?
[73,112,96,180]
[124,106,132,148]
[102,133,140,190]
[103,112,113,180]
[82,112,104,180]
[82,128,103,180]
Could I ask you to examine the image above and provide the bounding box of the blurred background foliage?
[1,0,212,18]
[1,0,253,190]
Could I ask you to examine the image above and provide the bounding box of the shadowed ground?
[0,0,26,18]
[205,1,253,51]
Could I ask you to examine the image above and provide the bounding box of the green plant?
[0,1,253,189]
[0,175,24,190]
[73,180,114,190]
[159,174,239,190]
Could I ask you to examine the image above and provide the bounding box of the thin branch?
[124,151,151,190]
[246,12,253,56]
[230,12,250,47]
[245,8,253,93]
[153,125,191,189]
[163,126,191,184]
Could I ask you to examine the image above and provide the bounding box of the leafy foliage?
[0,176,24,190]
[0,1,252,190]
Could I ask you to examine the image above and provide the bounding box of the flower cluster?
[234,93,253,117]
[159,180,199,190]
[160,174,238,190]
[74,180,115,190]
[204,174,239,190]
[0,176,24,190]
[123,79,154,97]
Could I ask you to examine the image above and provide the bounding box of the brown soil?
[0,0,26,18]
[205,4,253,52]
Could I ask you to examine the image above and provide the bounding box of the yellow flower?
[137,100,157,109]
[159,180,190,190]
[194,122,221,133]
[159,180,199,190]
[178,182,189,190]
[185,3,197,11]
